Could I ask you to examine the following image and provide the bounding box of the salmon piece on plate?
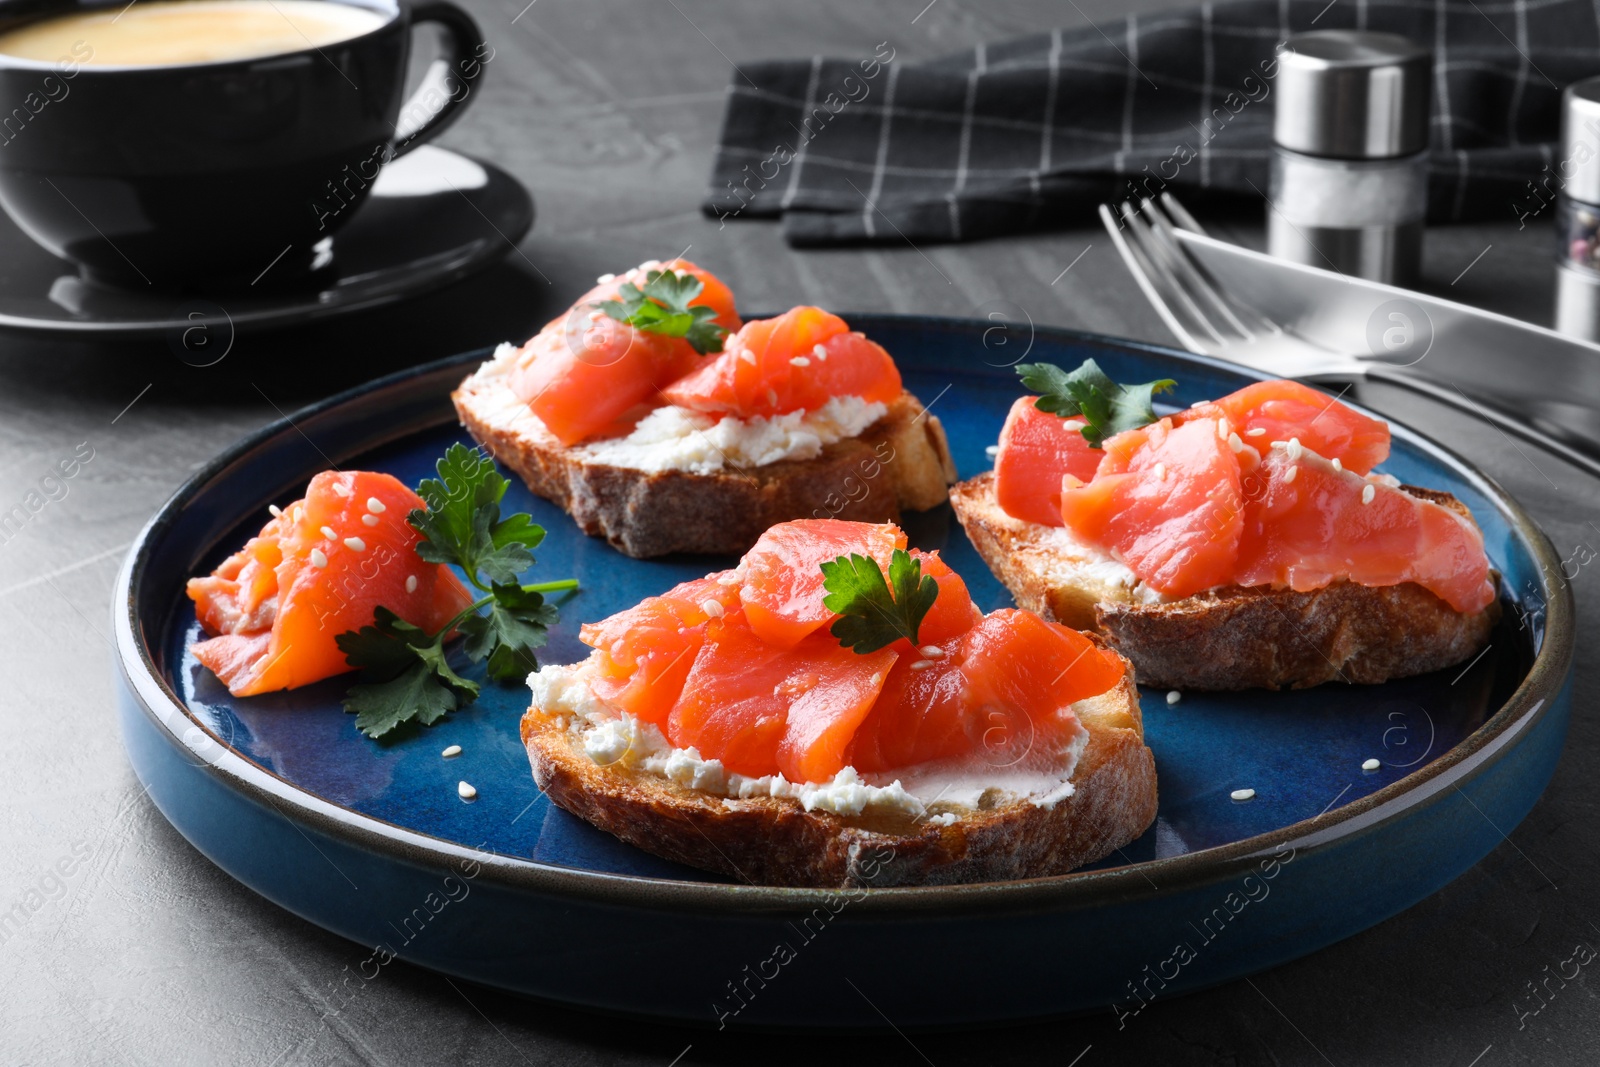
[187,471,475,696]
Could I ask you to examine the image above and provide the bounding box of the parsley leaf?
[410,442,540,590]
[334,445,578,740]
[458,582,560,682]
[336,608,481,739]
[598,269,729,354]
[820,549,940,654]
[1015,359,1176,448]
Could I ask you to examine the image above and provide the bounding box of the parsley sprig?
[598,269,729,354]
[820,549,940,654]
[335,444,576,739]
[1015,358,1176,448]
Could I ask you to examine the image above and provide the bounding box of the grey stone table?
[1,1,1594,1064]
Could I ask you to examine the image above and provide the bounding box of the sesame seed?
[344,537,366,551]
[812,344,828,360]
[1362,758,1381,771]
[918,645,944,658]
[985,444,1000,457]
[1332,457,1343,472]
[332,482,352,498]
[1246,427,1267,437]
[442,745,462,759]
[268,504,283,517]
[1230,788,1256,801]
[739,349,757,365]
[1166,690,1181,705]
[587,309,603,322]
[310,548,328,569]
[405,575,418,593]
[1361,484,1376,505]
[1228,432,1244,453]
[909,660,934,671]
[1283,465,1298,484]
[362,514,379,527]
[869,672,882,686]
[790,356,811,367]
[766,388,778,406]
[1153,462,1167,480]
[596,273,615,284]
[716,574,741,586]
[320,525,337,540]
[457,781,477,801]
[1286,438,1303,461]
[700,599,725,618]
[366,497,386,514]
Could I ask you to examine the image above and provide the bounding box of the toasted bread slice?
[520,663,1156,888]
[452,354,957,559]
[950,472,1499,691]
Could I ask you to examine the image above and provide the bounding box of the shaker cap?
[1562,77,1600,204]
[1273,30,1431,159]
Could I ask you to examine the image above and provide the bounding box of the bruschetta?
[453,260,956,558]
[951,370,1499,690]
[519,518,1158,888]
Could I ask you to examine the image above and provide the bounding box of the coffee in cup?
[0,0,488,291]
[0,1,390,67]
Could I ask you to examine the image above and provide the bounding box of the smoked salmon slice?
[738,519,906,648]
[905,549,982,648]
[1179,379,1390,475]
[579,572,740,727]
[577,518,1124,785]
[1058,416,1245,599]
[667,610,898,780]
[187,471,476,696]
[1232,449,1495,613]
[508,259,740,446]
[992,397,1103,527]
[1049,405,1492,612]
[660,306,903,418]
[849,609,1122,774]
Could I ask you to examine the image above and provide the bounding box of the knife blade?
[1174,228,1600,410]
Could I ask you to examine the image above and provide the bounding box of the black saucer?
[0,146,533,339]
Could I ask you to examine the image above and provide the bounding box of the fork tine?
[1158,192,1207,235]
[1097,203,1208,354]
[1140,197,1263,342]
[1116,202,1231,349]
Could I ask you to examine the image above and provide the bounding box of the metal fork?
[1099,193,1600,481]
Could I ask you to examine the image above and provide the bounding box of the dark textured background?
[0,1,1594,1063]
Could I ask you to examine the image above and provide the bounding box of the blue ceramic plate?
[114,318,1573,1028]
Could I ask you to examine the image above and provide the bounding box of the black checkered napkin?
[704,0,1600,245]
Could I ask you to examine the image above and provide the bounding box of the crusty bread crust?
[950,471,1499,691]
[520,668,1157,888]
[453,362,957,558]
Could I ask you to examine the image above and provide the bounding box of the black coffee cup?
[0,0,488,291]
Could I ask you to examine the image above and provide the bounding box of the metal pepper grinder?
[1268,30,1432,286]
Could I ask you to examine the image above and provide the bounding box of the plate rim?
[114,316,1576,915]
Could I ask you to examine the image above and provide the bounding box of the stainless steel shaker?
[1553,77,1600,340]
[1267,30,1432,286]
